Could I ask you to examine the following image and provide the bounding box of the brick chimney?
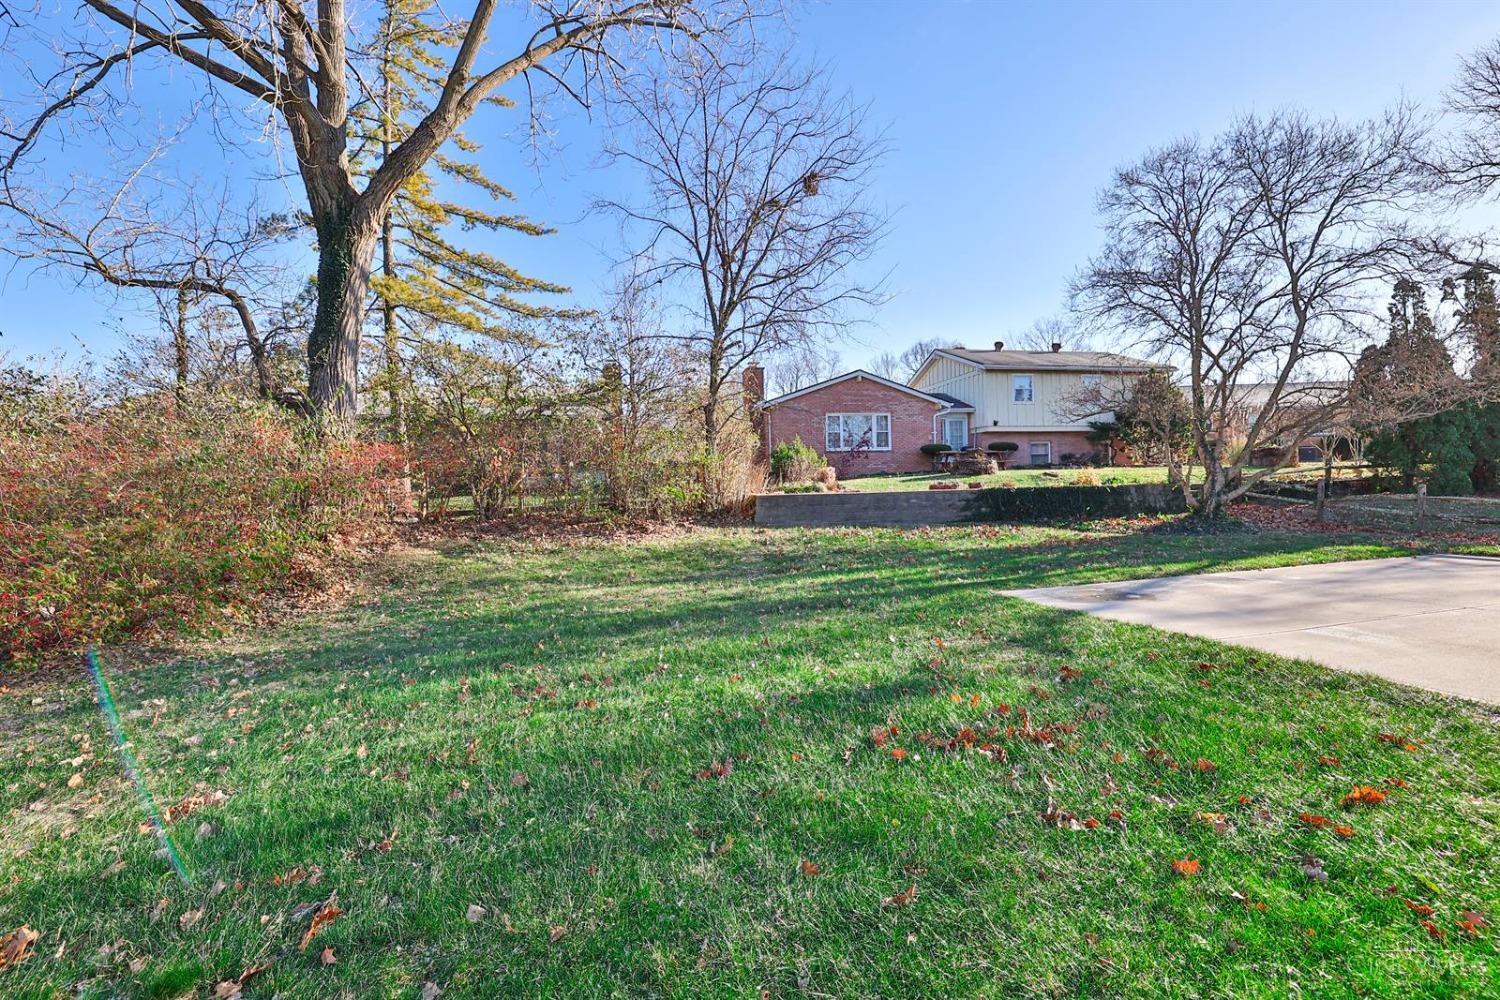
[993,340,1005,351]
[1051,341,1063,352]
[743,364,766,461]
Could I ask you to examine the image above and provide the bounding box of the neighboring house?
[751,341,1165,475]
[1220,381,1354,462]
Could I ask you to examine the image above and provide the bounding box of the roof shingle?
[938,348,1164,372]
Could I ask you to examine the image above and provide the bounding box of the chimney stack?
[993,340,1005,351]
[1051,342,1063,352]
[744,364,766,461]
[743,364,765,408]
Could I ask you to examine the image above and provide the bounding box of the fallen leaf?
[1457,911,1489,937]
[1171,859,1201,877]
[163,788,229,824]
[1229,889,1268,912]
[881,884,918,908]
[466,904,487,923]
[1341,785,1387,808]
[1422,919,1447,941]
[1299,855,1329,882]
[1405,899,1436,917]
[1333,824,1355,838]
[298,896,343,952]
[548,925,567,943]
[67,772,84,789]
[179,909,203,931]
[799,859,820,877]
[889,748,907,760]
[320,945,336,966]
[510,772,529,788]
[694,758,734,780]
[0,926,39,968]
[1193,758,1216,773]
[421,984,443,1000]
[1196,811,1234,835]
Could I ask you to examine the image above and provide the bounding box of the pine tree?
[1359,279,1477,495]
[356,0,577,447]
[1455,265,1500,491]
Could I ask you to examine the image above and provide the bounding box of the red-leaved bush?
[1,398,405,661]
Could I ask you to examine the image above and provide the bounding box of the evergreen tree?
[1357,279,1477,495]
[1453,265,1500,492]
[355,0,577,447]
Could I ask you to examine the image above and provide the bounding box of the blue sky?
[4,0,1500,370]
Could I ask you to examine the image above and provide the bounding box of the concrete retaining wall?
[754,483,1185,528]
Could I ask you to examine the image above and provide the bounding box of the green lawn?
[3,523,1497,997]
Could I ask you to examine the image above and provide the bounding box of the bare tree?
[1013,315,1090,353]
[2,0,742,434]
[896,337,959,379]
[0,168,302,405]
[602,50,887,470]
[766,343,842,396]
[869,349,901,380]
[1077,110,1455,516]
[1437,38,1500,196]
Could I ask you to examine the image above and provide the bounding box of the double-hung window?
[824,413,891,451]
[1012,375,1034,403]
[1029,441,1052,465]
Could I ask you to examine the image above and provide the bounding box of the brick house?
[754,369,972,475]
[752,342,1165,475]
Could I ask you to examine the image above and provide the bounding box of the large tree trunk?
[307,204,379,436]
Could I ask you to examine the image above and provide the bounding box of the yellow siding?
[913,361,1123,430]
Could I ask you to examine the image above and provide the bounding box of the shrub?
[768,436,825,484]
[0,395,403,661]
[987,441,1019,454]
[966,483,1187,521]
[920,442,953,457]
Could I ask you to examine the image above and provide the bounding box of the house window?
[1012,375,1034,403]
[824,413,891,451]
[1029,441,1052,465]
[942,416,968,449]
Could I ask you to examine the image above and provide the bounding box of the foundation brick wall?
[971,429,1102,466]
[763,377,945,475]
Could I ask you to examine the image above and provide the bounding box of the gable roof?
[931,348,1166,372]
[756,369,971,410]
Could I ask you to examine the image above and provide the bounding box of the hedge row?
[965,483,1186,521]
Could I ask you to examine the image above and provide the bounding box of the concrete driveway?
[1008,554,1500,703]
